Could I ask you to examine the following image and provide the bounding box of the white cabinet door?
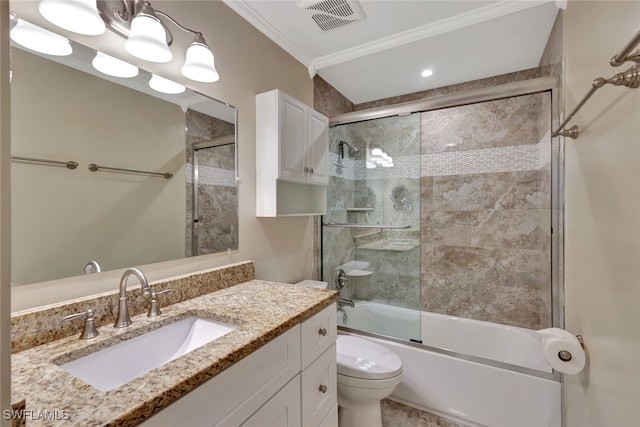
[242,375,302,427]
[307,109,329,186]
[301,345,337,427]
[279,95,308,183]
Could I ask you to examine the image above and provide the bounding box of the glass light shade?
[10,19,72,56]
[39,0,105,35]
[92,52,139,78]
[181,42,219,82]
[149,74,185,94]
[371,148,383,156]
[124,15,172,63]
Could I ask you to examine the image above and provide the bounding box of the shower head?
[338,140,359,158]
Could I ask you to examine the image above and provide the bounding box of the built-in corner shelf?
[255,89,329,217]
[346,207,374,212]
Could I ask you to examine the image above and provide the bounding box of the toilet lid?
[336,335,402,380]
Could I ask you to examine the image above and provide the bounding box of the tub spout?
[337,297,355,308]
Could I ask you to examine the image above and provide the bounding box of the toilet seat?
[336,335,402,380]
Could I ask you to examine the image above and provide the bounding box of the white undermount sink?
[59,317,236,392]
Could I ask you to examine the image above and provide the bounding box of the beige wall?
[11,49,186,285]
[8,1,314,309]
[564,1,640,426]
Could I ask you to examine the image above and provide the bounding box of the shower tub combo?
[338,301,561,427]
[323,77,563,427]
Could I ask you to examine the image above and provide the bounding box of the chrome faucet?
[114,267,150,328]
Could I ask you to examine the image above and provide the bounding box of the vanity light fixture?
[92,51,139,78]
[148,73,185,94]
[9,17,72,57]
[38,0,105,36]
[37,0,220,82]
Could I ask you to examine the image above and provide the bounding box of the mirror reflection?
[10,39,237,286]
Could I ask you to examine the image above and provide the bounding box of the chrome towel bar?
[11,156,78,169]
[323,223,410,229]
[88,163,173,179]
[553,28,640,140]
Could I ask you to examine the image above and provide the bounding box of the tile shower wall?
[185,109,237,256]
[421,92,552,329]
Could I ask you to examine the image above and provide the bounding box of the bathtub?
[338,301,561,427]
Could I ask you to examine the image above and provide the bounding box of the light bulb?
[10,19,72,56]
[39,0,105,35]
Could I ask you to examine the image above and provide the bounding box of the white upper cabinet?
[279,95,309,183]
[307,109,330,185]
[256,89,329,217]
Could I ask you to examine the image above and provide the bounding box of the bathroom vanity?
[10,266,337,426]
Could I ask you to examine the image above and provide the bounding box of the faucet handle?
[147,289,171,318]
[63,308,99,339]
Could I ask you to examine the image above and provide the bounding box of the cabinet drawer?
[301,344,337,427]
[140,326,301,427]
[242,375,301,427]
[301,303,336,369]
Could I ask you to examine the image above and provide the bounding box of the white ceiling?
[223,0,561,104]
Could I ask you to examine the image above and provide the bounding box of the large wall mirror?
[10,39,238,286]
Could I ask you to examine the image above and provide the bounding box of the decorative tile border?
[11,261,255,353]
[185,163,237,187]
[329,131,551,180]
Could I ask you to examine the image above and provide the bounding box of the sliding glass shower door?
[322,113,422,342]
[323,90,555,370]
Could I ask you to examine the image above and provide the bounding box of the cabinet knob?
[304,166,309,173]
[318,328,327,336]
[309,168,314,174]
[319,384,328,394]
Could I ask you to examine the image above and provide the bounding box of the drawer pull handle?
[318,328,327,336]
[319,384,328,393]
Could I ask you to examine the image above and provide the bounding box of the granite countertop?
[11,280,336,426]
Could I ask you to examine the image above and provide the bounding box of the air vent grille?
[299,0,366,32]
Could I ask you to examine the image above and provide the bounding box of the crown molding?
[221,0,312,68]
[223,0,557,78]
[309,0,554,74]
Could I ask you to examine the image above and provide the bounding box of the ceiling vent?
[298,0,366,32]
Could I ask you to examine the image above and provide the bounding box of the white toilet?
[336,335,403,427]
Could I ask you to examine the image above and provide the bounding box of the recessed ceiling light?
[421,69,433,78]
